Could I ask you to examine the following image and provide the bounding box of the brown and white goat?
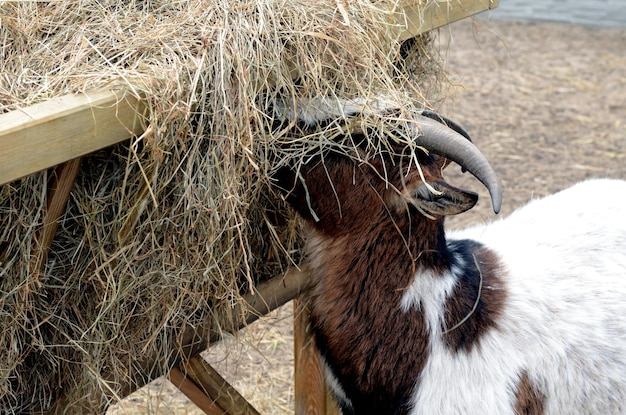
[274,99,626,415]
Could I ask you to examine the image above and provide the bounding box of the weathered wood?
[168,367,227,415]
[26,159,85,415]
[0,89,146,186]
[165,272,308,414]
[294,300,341,415]
[34,157,83,271]
[240,267,310,331]
[174,355,261,415]
[395,0,500,40]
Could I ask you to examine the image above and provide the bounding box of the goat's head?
[273,105,502,237]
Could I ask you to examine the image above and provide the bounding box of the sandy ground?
[108,16,626,415]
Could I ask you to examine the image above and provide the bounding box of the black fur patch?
[443,239,507,352]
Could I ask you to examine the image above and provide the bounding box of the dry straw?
[0,0,444,412]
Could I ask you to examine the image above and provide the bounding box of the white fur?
[323,358,354,412]
[400,268,457,335]
[402,179,626,414]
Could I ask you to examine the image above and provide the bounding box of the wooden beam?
[168,367,228,415]
[394,0,500,40]
[294,300,341,415]
[173,355,261,415]
[113,267,309,403]
[0,89,145,186]
[164,274,306,415]
[34,157,83,272]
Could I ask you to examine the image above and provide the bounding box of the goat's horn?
[414,114,503,214]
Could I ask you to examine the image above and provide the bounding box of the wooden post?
[294,299,341,415]
[26,158,83,415]
[393,0,500,40]
[35,157,83,271]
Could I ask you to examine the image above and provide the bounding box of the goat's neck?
[306,215,449,312]
[303,217,505,411]
[303,216,449,409]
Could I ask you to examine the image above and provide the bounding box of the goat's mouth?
[405,181,478,218]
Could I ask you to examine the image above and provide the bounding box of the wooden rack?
[0,1,498,413]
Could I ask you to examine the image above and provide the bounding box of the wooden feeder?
[0,1,498,413]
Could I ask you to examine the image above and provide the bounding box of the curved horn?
[420,110,472,142]
[414,114,503,214]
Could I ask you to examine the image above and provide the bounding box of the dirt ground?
[108,17,626,415]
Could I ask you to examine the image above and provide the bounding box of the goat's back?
[438,178,626,414]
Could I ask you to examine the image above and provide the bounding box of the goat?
[273,99,626,415]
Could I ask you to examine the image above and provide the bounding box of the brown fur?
[514,371,545,415]
[279,140,502,412]
[305,211,441,412]
[287,146,448,412]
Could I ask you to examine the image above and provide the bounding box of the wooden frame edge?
[0,89,146,186]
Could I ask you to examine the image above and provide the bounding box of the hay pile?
[0,0,444,412]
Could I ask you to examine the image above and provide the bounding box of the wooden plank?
[165,273,306,415]
[242,266,310,329]
[168,367,227,415]
[294,299,340,415]
[394,0,500,40]
[169,273,306,415]
[0,89,145,186]
[176,355,261,415]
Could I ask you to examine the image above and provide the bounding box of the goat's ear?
[272,166,302,207]
[412,181,478,216]
[272,165,321,223]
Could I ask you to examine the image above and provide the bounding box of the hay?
[0,0,443,412]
